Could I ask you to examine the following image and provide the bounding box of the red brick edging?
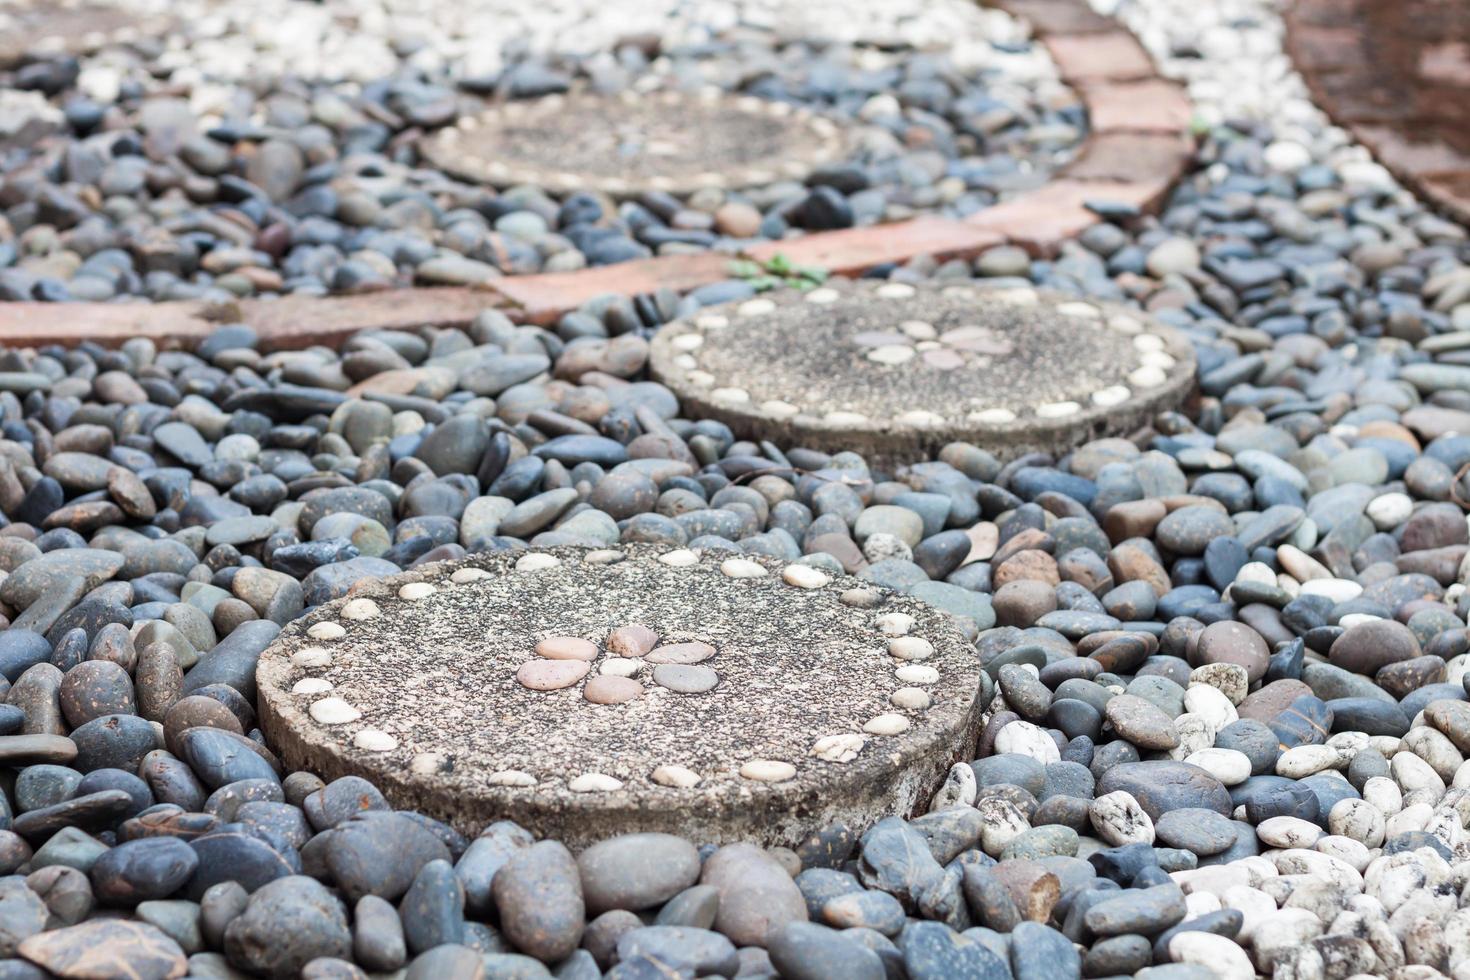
[0,0,1195,349]
[1284,0,1470,225]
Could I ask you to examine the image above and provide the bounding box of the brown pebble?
[535,637,599,662]
[583,676,644,705]
[58,660,135,728]
[212,598,257,636]
[645,642,716,665]
[992,550,1060,588]
[606,625,657,657]
[162,696,244,756]
[134,642,183,723]
[517,660,590,691]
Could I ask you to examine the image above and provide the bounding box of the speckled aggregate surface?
[649,280,1198,462]
[257,546,983,845]
[420,90,847,196]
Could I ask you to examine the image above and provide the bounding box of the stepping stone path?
[0,0,175,65]
[257,546,983,846]
[420,89,849,197]
[650,280,1197,463]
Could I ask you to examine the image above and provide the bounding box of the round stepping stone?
[0,0,176,66]
[650,281,1196,463]
[419,89,847,197]
[257,546,982,847]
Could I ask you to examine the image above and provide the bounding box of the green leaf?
[728,260,761,280]
[764,253,794,276]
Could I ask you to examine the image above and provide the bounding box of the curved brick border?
[0,2,176,67]
[1285,0,1470,224]
[0,0,1194,350]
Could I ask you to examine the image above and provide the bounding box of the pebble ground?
[0,0,1080,302]
[0,0,1467,977]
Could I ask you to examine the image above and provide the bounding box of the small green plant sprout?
[729,253,829,292]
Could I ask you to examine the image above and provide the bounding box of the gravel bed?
[0,0,1465,977]
[0,0,1081,302]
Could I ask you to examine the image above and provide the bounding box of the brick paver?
[1285,0,1470,223]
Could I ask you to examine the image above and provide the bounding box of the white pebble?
[740,760,796,782]
[721,558,767,579]
[929,762,977,811]
[1183,684,1237,731]
[868,345,914,365]
[488,770,537,787]
[515,554,561,572]
[1363,776,1403,816]
[993,721,1059,764]
[1256,815,1322,848]
[1366,491,1412,529]
[1297,578,1362,603]
[651,765,701,788]
[1035,401,1080,419]
[398,582,436,600]
[450,567,492,583]
[569,773,623,793]
[600,659,641,678]
[876,613,914,636]
[895,664,939,685]
[1276,744,1343,778]
[292,648,332,669]
[737,298,776,317]
[340,598,380,621]
[891,688,931,710]
[353,730,398,752]
[1391,752,1445,795]
[781,565,829,589]
[659,549,699,567]
[887,637,933,661]
[306,622,345,641]
[1328,798,1385,847]
[309,698,361,725]
[863,714,910,736]
[811,733,867,762]
[1168,933,1254,980]
[1089,791,1154,846]
[1185,748,1252,786]
[292,678,333,696]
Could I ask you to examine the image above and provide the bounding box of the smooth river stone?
[584,676,644,705]
[607,625,658,657]
[535,637,599,662]
[517,661,590,691]
[652,665,719,694]
[646,642,716,665]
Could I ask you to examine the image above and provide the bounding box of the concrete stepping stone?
[649,280,1197,463]
[257,546,983,846]
[419,89,848,197]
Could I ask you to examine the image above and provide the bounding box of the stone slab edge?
[1283,0,1470,226]
[0,0,1196,350]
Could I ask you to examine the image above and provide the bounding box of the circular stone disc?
[419,89,848,197]
[649,280,1197,464]
[257,546,982,847]
[0,0,175,65]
